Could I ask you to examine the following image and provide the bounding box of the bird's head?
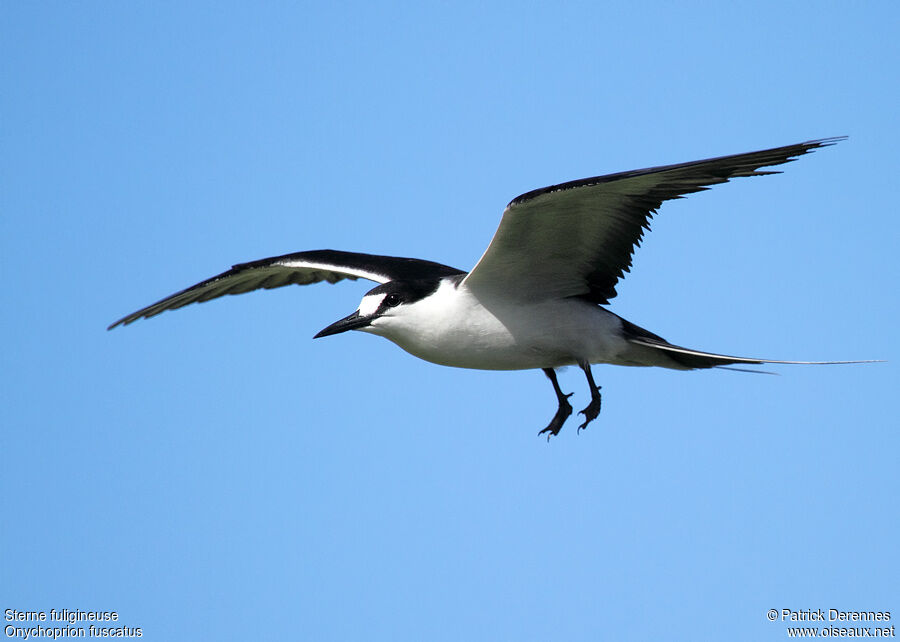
[313,278,447,340]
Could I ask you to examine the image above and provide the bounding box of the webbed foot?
[577,386,602,433]
[538,392,573,441]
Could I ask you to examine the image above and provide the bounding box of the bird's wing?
[462,137,845,302]
[108,249,464,329]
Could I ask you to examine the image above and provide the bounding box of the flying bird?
[109,137,870,438]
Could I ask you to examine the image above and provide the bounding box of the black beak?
[314,310,371,338]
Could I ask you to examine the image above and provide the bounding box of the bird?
[109,136,873,439]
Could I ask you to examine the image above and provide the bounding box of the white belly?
[360,281,630,370]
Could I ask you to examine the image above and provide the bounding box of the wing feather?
[108,249,463,329]
[463,137,845,302]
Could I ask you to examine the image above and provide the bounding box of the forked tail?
[627,335,881,370]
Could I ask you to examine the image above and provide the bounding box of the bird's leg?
[577,362,602,433]
[538,368,573,441]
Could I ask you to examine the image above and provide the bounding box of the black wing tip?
[805,135,847,146]
[107,314,142,330]
[789,135,847,155]
[107,316,128,331]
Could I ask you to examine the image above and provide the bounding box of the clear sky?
[3,2,897,640]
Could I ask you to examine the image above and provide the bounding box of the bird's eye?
[384,293,402,307]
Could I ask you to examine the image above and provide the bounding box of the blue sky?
[2,2,897,640]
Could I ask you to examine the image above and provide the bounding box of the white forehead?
[357,292,386,317]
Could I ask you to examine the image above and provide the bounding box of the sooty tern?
[110,137,873,438]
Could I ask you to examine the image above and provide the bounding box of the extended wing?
[462,137,845,302]
[108,249,464,329]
